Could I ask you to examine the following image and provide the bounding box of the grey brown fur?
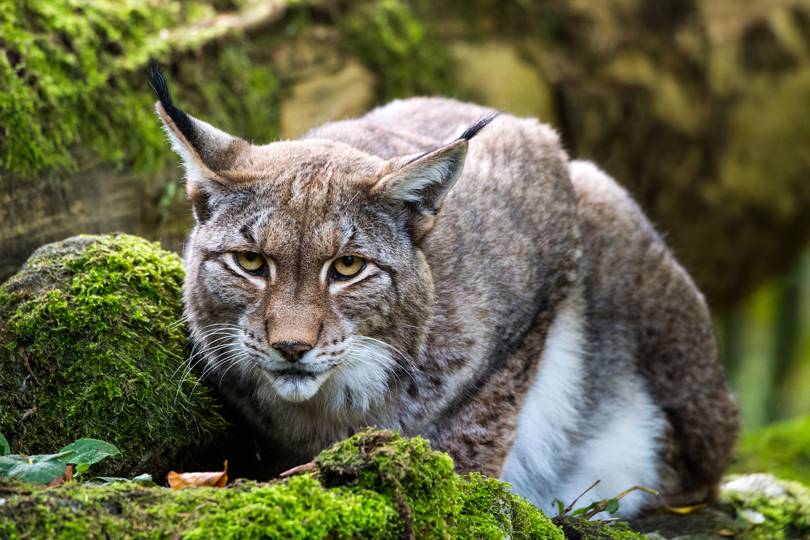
[151,66,737,515]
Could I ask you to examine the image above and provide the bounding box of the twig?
[279,462,316,478]
[579,485,660,520]
[564,479,601,515]
[0,486,31,495]
[21,351,40,386]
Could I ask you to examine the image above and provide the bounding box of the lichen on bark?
[0,234,229,477]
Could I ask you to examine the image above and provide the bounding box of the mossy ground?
[0,234,228,476]
[0,429,564,540]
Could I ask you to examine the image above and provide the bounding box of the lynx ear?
[373,114,498,241]
[148,61,247,222]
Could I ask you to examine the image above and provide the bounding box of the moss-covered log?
[0,234,229,477]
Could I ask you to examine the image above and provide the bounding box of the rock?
[0,234,229,477]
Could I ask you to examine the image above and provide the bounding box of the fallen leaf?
[167,461,228,489]
[47,464,73,487]
[718,529,736,537]
[665,503,707,515]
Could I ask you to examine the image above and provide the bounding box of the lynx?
[150,63,737,516]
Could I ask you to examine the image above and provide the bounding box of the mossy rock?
[0,234,228,476]
[0,429,564,539]
[732,415,810,486]
[629,474,810,540]
[720,474,810,539]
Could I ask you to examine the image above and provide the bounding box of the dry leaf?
[167,461,228,489]
[665,503,707,515]
[718,528,736,537]
[46,464,74,487]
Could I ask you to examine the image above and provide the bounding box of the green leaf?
[90,473,155,486]
[132,473,154,484]
[0,433,9,456]
[58,438,120,466]
[605,498,620,514]
[0,453,71,484]
[553,498,565,516]
[571,502,598,517]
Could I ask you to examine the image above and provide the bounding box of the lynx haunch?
[149,63,738,516]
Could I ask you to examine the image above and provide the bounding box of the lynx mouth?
[265,366,333,403]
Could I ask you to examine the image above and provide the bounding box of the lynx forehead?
[151,62,738,517]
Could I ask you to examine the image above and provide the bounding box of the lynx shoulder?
[150,64,738,516]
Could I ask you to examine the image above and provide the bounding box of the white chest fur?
[500,293,664,517]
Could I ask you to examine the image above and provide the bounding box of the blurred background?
[1,0,808,434]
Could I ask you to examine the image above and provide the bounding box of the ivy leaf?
[605,499,620,514]
[0,452,73,484]
[58,438,120,466]
[0,433,9,456]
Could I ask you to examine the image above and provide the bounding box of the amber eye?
[235,251,266,273]
[332,256,365,279]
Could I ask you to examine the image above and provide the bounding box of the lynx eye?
[234,251,266,273]
[332,256,365,279]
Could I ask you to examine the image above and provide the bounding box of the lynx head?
[149,63,492,413]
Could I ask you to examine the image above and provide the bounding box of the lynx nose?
[271,341,312,363]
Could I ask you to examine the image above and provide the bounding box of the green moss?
[338,0,457,101]
[0,0,458,180]
[315,429,562,539]
[0,0,284,180]
[553,516,646,540]
[316,429,460,537]
[1,429,563,539]
[457,473,563,539]
[0,234,228,476]
[0,477,398,539]
[720,474,810,539]
[733,416,810,485]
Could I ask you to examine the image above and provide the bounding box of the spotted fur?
[152,67,738,515]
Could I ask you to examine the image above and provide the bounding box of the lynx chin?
[149,62,737,517]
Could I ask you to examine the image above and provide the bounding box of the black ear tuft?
[147,60,199,147]
[458,112,500,141]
